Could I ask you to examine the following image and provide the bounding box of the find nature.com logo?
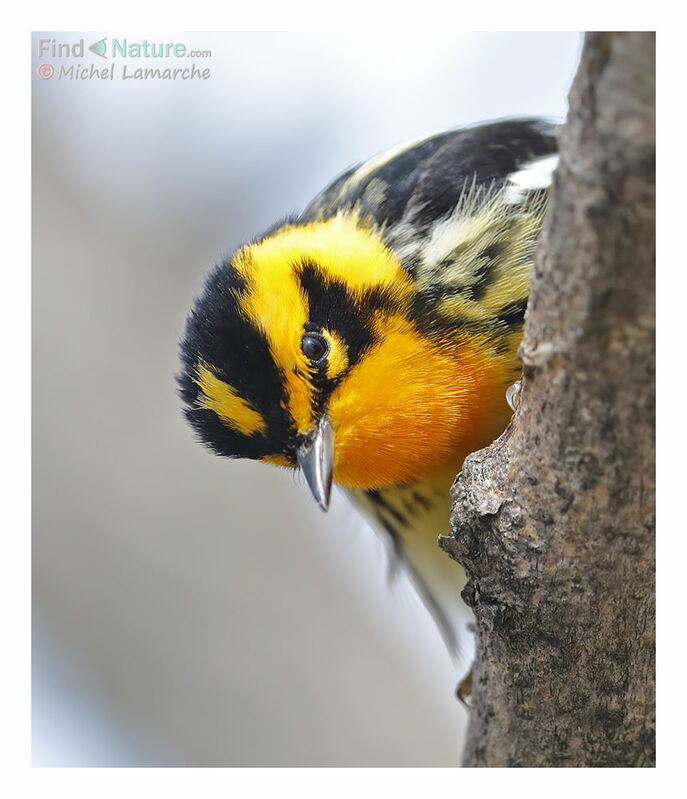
[36,36,212,81]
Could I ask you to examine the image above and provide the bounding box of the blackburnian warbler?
[178,118,557,662]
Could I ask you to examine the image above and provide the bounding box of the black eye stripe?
[297,259,376,368]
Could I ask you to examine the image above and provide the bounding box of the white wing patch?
[504,153,559,204]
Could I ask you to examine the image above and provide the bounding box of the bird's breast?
[328,317,514,490]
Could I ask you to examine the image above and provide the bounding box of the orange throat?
[326,325,515,491]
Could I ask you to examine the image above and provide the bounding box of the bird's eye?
[300,332,329,362]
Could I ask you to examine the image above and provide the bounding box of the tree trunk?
[440,32,655,768]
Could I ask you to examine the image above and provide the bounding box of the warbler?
[178,118,558,663]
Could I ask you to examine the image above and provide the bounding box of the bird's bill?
[296,415,334,511]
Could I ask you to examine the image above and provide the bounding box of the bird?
[178,118,558,674]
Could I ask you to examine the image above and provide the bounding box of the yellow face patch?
[231,211,412,437]
[261,453,293,467]
[194,363,267,437]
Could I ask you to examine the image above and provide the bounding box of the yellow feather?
[194,364,267,436]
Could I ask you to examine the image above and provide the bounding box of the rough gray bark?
[440,32,655,767]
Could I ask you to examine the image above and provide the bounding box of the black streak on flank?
[177,258,295,461]
[412,491,434,512]
[366,489,410,529]
[365,490,404,556]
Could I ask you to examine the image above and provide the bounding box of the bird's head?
[179,211,513,509]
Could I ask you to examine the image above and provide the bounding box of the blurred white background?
[32,31,582,766]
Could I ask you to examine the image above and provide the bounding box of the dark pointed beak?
[296,416,334,511]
